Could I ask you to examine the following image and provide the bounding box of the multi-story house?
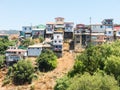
[102,19,114,42]
[32,24,46,39]
[5,46,27,65]
[64,22,74,39]
[54,17,65,31]
[53,30,64,56]
[0,34,8,39]
[74,24,87,51]
[45,22,54,39]
[20,26,32,39]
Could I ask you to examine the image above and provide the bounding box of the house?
[64,22,74,39]
[74,24,88,51]
[45,22,54,39]
[20,26,32,38]
[102,19,114,42]
[27,44,43,57]
[114,25,120,39]
[27,43,51,57]
[32,24,46,39]
[5,46,27,65]
[53,30,64,56]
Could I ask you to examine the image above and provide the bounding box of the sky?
[0,0,120,30]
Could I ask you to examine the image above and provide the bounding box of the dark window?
[76,35,80,38]
[118,32,120,34]
[18,52,21,54]
[108,31,111,34]
[76,41,80,43]
[55,41,57,43]
[59,40,61,43]
[100,25,103,28]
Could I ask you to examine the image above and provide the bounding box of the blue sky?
[0,0,120,30]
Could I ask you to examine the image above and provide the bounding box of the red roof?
[114,25,120,31]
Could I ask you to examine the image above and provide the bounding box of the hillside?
[0,43,75,90]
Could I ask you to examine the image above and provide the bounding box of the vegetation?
[7,60,34,85]
[55,40,120,90]
[20,38,34,47]
[0,38,15,54]
[0,55,5,68]
[55,72,119,90]
[37,49,57,72]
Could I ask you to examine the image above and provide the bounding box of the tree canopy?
[36,49,57,72]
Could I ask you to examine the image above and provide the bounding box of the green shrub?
[55,72,119,90]
[8,60,34,85]
[37,49,57,72]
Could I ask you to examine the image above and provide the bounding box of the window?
[59,40,61,43]
[119,32,120,35]
[108,31,111,34]
[57,35,59,38]
[100,25,103,28]
[18,52,21,54]
[76,41,80,43]
[24,27,26,30]
[55,40,57,43]
[76,35,80,38]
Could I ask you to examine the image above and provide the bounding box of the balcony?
[55,24,65,28]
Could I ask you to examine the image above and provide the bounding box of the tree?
[55,72,119,90]
[8,60,34,85]
[21,38,34,47]
[104,55,120,84]
[37,49,57,72]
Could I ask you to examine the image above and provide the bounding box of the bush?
[55,72,119,90]
[37,49,57,72]
[8,60,34,85]
[0,55,5,68]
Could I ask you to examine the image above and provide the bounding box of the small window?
[108,31,111,34]
[18,52,21,54]
[119,32,120,35]
[57,36,59,38]
[100,25,103,28]
[24,27,26,30]
[55,41,57,43]
[76,35,80,38]
[59,40,61,43]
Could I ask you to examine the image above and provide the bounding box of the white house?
[91,24,105,33]
[53,30,63,51]
[5,46,27,65]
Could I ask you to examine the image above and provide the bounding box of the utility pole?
[90,17,92,43]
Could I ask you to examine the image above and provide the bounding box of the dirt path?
[34,51,75,90]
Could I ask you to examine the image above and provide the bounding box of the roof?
[28,43,51,48]
[55,17,64,19]
[6,49,26,52]
[64,22,74,24]
[32,24,46,30]
[28,44,43,48]
[55,22,64,24]
[46,22,55,24]
[114,25,120,31]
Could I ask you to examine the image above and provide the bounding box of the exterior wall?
[46,24,54,34]
[91,25,105,33]
[22,26,32,38]
[74,34,82,50]
[6,55,21,62]
[32,30,44,38]
[105,29,114,36]
[27,47,42,57]
[116,31,120,37]
[65,23,74,32]
[53,33,63,45]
